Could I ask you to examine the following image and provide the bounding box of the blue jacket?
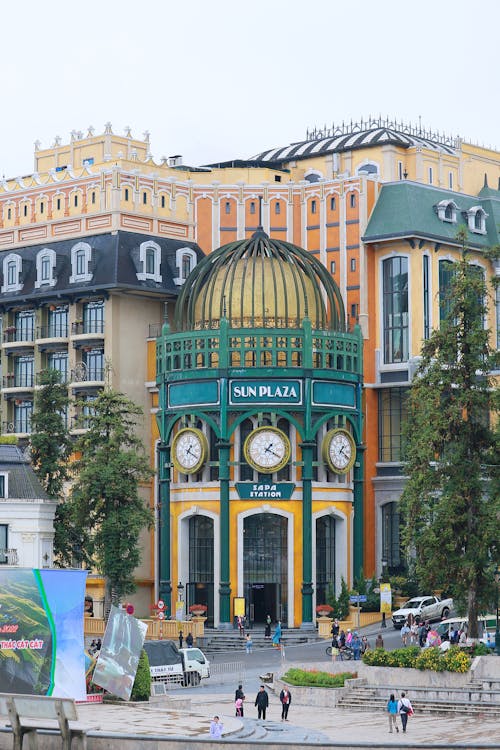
[387,699,398,714]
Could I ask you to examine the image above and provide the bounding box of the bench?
[0,693,87,750]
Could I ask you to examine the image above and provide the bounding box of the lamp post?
[495,567,500,656]
[380,557,388,629]
[177,581,184,601]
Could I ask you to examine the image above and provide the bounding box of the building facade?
[0,119,498,617]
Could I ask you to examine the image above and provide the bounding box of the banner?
[0,568,87,699]
[380,582,392,614]
[93,606,147,701]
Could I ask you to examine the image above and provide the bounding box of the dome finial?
[251,196,268,240]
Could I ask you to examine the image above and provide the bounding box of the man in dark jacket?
[255,685,269,719]
[279,687,292,721]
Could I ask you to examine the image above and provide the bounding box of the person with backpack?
[398,692,413,733]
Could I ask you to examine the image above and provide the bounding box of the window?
[378,387,408,462]
[398,162,403,180]
[56,198,61,211]
[15,355,34,387]
[357,162,378,175]
[0,476,5,498]
[330,196,336,211]
[143,192,147,205]
[497,285,500,349]
[423,255,430,339]
[437,200,457,223]
[23,205,28,217]
[449,172,453,189]
[83,300,104,334]
[351,303,358,319]
[137,240,162,282]
[350,258,356,272]
[161,195,166,208]
[350,193,356,208]
[35,248,56,289]
[382,502,402,573]
[274,202,281,215]
[250,201,256,215]
[439,259,455,325]
[40,202,44,214]
[91,191,96,204]
[311,199,317,214]
[47,351,68,382]
[428,167,433,184]
[14,400,32,434]
[83,348,104,381]
[83,157,94,167]
[0,523,7,563]
[69,242,92,283]
[316,515,336,604]
[274,175,281,182]
[7,208,11,220]
[173,246,197,286]
[48,305,68,337]
[465,206,487,234]
[2,253,23,293]
[124,188,129,201]
[330,260,336,274]
[224,201,231,214]
[15,310,35,342]
[74,194,78,208]
[383,256,409,363]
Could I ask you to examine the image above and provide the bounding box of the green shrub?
[131,649,151,701]
[0,435,18,444]
[281,668,356,688]
[335,577,350,620]
[362,646,470,673]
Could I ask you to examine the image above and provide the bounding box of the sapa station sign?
[235,483,295,499]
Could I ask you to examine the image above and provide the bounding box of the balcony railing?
[0,548,19,565]
[35,370,69,385]
[72,320,104,335]
[3,328,35,343]
[37,325,69,339]
[2,374,34,388]
[2,421,31,435]
[70,364,105,383]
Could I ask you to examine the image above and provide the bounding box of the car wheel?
[441,608,450,619]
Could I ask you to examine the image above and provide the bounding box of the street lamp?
[495,566,500,656]
[177,581,184,602]
[380,557,388,629]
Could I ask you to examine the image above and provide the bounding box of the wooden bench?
[0,693,87,750]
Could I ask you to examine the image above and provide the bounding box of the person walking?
[265,614,272,639]
[352,632,361,660]
[237,615,245,637]
[245,633,253,654]
[331,618,340,639]
[255,685,269,720]
[235,684,245,716]
[331,635,339,662]
[387,693,399,733]
[178,630,183,649]
[361,635,370,654]
[272,620,282,648]
[279,687,292,721]
[401,621,410,646]
[235,697,243,716]
[185,631,194,647]
[209,716,223,738]
[398,692,413,733]
[375,632,384,649]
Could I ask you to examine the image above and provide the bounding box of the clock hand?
[264,443,281,458]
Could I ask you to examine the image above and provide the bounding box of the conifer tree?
[400,228,500,637]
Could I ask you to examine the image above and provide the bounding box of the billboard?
[93,606,147,701]
[0,568,87,699]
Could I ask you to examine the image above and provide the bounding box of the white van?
[436,615,496,647]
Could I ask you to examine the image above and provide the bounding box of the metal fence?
[209,661,246,685]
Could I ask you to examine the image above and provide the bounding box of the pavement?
[75,686,500,746]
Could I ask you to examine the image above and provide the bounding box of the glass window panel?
[378,387,408,462]
[383,257,408,363]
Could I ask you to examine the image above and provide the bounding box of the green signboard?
[168,381,219,408]
[312,381,356,408]
[235,482,296,499]
[230,380,302,405]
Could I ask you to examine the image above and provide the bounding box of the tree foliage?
[63,388,154,606]
[400,228,500,637]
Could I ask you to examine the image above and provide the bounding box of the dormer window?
[0,473,6,498]
[467,206,487,234]
[1,253,22,293]
[137,240,162,282]
[35,248,57,289]
[436,200,458,223]
[174,247,197,286]
[69,241,93,283]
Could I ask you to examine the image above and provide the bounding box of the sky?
[2,0,499,178]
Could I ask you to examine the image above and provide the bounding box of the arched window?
[467,206,487,234]
[174,247,197,286]
[35,248,57,289]
[316,515,336,604]
[137,241,162,282]
[69,242,93,283]
[1,253,22,293]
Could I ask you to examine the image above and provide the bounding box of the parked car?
[436,615,496,646]
[392,595,453,629]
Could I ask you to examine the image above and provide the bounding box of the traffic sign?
[349,594,367,603]
[126,603,135,615]
[157,600,165,610]
[158,611,165,620]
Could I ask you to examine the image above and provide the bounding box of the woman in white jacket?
[397,692,413,733]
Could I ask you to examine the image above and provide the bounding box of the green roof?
[363,181,499,249]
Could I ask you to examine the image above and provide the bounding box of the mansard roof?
[0,444,50,501]
[0,231,203,308]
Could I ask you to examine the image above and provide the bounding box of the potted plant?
[315,604,334,617]
[189,604,208,616]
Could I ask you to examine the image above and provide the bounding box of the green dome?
[174,229,345,331]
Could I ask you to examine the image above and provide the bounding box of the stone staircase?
[337,678,500,717]
[200,628,322,652]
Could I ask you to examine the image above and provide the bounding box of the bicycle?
[325,645,354,660]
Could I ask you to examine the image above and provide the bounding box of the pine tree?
[400,228,500,637]
[65,388,154,607]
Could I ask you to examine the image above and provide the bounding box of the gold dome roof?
[175,229,345,331]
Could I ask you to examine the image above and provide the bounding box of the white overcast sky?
[2,0,499,178]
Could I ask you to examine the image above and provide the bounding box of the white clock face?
[245,428,290,473]
[173,429,206,474]
[324,429,356,473]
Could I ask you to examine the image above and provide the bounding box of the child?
[210,716,223,738]
[245,633,253,654]
[235,697,244,716]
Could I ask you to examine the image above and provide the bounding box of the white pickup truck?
[143,640,210,686]
[392,595,453,629]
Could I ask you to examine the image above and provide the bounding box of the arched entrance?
[186,515,214,626]
[243,513,288,624]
